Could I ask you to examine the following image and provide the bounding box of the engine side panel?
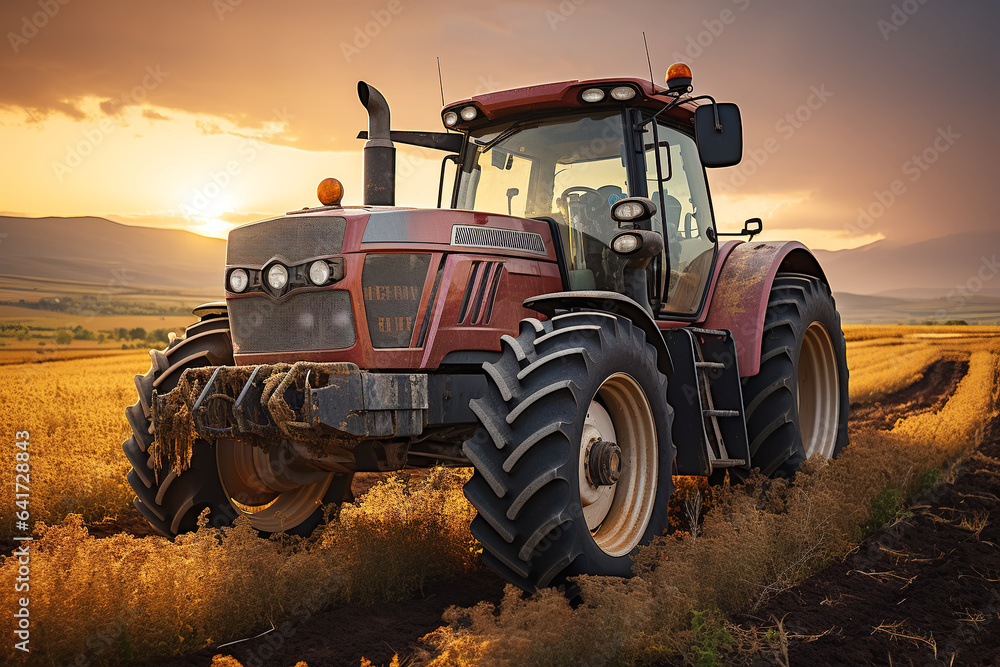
[700,240,828,377]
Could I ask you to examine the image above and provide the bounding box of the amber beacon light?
[666,62,693,93]
[317,177,344,206]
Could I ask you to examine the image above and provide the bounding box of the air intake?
[450,225,546,256]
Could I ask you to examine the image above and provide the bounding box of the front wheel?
[740,273,849,477]
[463,312,674,591]
[123,314,353,537]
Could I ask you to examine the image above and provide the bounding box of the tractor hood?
[222,207,561,369]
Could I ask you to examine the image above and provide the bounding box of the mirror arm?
[637,94,719,131]
[717,217,763,241]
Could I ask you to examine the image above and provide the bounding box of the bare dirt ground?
[131,354,997,666]
[741,386,1000,665]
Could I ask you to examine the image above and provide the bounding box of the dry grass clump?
[0,352,148,538]
[422,349,1000,666]
[0,469,477,666]
[320,468,478,604]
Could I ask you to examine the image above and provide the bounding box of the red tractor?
[123,64,848,591]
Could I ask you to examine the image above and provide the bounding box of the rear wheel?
[740,273,849,477]
[463,312,674,591]
[123,314,352,536]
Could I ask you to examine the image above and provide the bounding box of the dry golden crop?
[0,468,477,666]
[0,351,149,538]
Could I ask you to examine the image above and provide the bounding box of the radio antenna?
[642,32,654,82]
[436,57,445,106]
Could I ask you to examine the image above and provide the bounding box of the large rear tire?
[740,273,849,477]
[463,312,674,591]
[123,314,353,537]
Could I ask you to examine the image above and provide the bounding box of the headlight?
[228,268,249,293]
[612,233,641,254]
[266,264,288,290]
[581,88,605,103]
[610,86,636,100]
[443,111,459,126]
[460,106,478,121]
[614,202,645,221]
[308,260,331,286]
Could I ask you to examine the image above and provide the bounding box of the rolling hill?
[1,216,998,324]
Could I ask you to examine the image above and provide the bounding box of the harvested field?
[1,327,999,666]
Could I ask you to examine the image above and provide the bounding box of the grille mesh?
[229,291,355,354]
[451,225,546,255]
[362,254,430,348]
[227,216,346,266]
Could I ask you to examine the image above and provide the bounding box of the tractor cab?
[440,71,741,319]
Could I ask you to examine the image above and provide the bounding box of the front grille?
[227,216,346,266]
[229,291,355,354]
[451,225,546,255]
[362,254,431,348]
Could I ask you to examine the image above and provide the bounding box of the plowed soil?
[743,401,1000,665]
[141,355,997,667]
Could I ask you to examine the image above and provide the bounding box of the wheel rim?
[216,439,333,533]
[798,322,841,459]
[577,373,658,557]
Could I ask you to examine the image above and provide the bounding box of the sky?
[0,0,996,249]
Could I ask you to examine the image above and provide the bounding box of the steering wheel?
[560,186,606,221]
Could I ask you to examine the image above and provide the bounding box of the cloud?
[0,0,996,246]
[142,108,170,121]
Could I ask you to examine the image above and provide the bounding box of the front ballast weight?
[150,361,429,473]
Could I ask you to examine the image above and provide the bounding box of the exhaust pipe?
[357,81,395,206]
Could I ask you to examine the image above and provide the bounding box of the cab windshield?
[455,112,628,291]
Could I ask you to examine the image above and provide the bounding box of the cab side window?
[643,122,716,315]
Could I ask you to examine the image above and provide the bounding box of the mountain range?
[1,216,998,323]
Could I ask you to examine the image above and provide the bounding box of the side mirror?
[694,103,743,168]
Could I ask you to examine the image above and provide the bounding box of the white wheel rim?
[798,322,841,459]
[578,373,658,557]
[216,439,333,533]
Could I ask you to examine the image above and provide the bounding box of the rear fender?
[523,291,673,376]
[701,241,827,377]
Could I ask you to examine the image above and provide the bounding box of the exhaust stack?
[357,81,395,207]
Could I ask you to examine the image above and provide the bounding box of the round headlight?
[266,264,288,290]
[610,86,636,100]
[612,234,641,254]
[460,106,478,121]
[308,260,331,285]
[443,111,459,126]
[613,201,644,221]
[581,88,605,103]
[228,268,249,293]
